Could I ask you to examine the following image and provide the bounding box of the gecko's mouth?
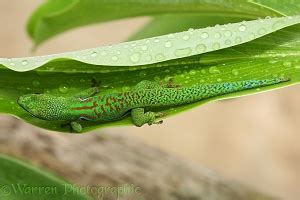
[17,95,43,119]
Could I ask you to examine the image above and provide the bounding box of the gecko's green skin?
[18,78,288,133]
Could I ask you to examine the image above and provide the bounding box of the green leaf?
[1,15,300,133]
[0,154,90,200]
[250,0,300,16]
[27,0,279,46]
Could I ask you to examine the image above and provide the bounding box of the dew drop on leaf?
[130,53,141,63]
[235,37,242,44]
[201,32,209,39]
[167,33,175,39]
[112,56,119,61]
[139,71,147,78]
[164,41,172,48]
[224,30,232,37]
[59,84,69,94]
[21,60,28,65]
[225,40,232,45]
[196,44,206,53]
[232,69,239,76]
[183,35,190,40]
[141,45,148,51]
[239,24,247,32]
[155,53,165,61]
[283,61,292,67]
[100,51,107,56]
[175,48,192,57]
[91,51,98,57]
[209,66,221,74]
[122,86,130,92]
[189,70,196,75]
[154,76,160,81]
[258,28,267,35]
[214,32,221,39]
[212,43,221,50]
[32,80,40,87]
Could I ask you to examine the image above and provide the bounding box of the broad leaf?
[27,0,279,46]
[0,16,300,133]
[0,154,90,200]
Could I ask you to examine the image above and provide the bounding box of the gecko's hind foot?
[91,78,101,87]
[163,78,181,88]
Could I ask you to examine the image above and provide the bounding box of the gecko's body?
[18,78,288,132]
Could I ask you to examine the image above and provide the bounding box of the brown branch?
[0,116,276,200]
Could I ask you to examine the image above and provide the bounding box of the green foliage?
[0,1,300,133]
[0,154,90,200]
[27,0,279,46]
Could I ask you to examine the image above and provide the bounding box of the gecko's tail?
[240,77,290,89]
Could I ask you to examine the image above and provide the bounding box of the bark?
[0,116,276,200]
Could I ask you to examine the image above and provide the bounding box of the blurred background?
[1,1,300,199]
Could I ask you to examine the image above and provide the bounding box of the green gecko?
[17,78,289,133]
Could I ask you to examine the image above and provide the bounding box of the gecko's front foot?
[131,108,165,127]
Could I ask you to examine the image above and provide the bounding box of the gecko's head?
[18,94,69,121]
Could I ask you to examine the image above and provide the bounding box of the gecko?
[17,77,289,133]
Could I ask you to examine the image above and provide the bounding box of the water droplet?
[283,61,292,67]
[167,33,175,39]
[212,43,221,50]
[32,80,40,87]
[130,53,141,63]
[214,32,221,39]
[155,53,165,61]
[235,37,242,44]
[101,51,107,56]
[196,44,207,53]
[122,86,130,92]
[154,76,160,81]
[183,35,190,40]
[249,33,256,40]
[59,84,69,94]
[269,59,278,64]
[91,51,98,57]
[224,30,232,37]
[165,41,172,48]
[188,28,194,34]
[239,24,247,32]
[101,84,112,89]
[154,38,160,43]
[258,28,267,35]
[112,56,119,61]
[232,69,239,76]
[175,48,192,57]
[209,66,221,74]
[189,70,196,75]
[21,60,28,65]
[225,40,232,45]
[141,45,148,51]
[272,19,286,30]
[294,65,300,69]
[201,32,209,39]
[217,78,222,82]
[139,71,147,78]
[145,55,152,61]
